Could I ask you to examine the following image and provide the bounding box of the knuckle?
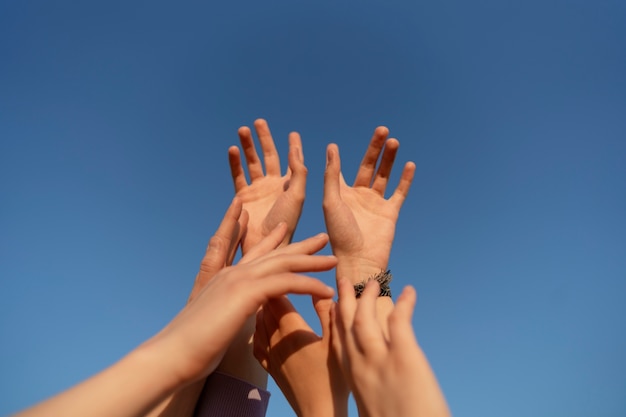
[207,235,226,252]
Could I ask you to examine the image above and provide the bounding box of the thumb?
[312,295,334,337]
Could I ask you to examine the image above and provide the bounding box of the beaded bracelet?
[354,270,392,298]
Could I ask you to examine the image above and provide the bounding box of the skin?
[149,118,307,417]
[323,127,416,286]
[219,119,308,388]
[229,118,307,252]
[147,197,249,417]
[331,279,451,417]
[254,295,350,417]
[323,128,415,336]
[14,224,337,417]
[255,126,417,417]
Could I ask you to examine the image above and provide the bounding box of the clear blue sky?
[1,1,625,416]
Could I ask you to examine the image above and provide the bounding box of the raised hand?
[147,224,337,386]
[13,226,336,417]
[229,119,307,254]
[254,296,349,417]
[322,127,415,283]
[331,279,451,417]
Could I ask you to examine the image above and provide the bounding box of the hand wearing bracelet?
[322,127,415,287]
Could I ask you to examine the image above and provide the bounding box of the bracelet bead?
[354,270,392,298]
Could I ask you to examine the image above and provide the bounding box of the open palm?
[228,119,307,254]
[323,127,415,279]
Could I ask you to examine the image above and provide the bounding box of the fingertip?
[325,144,341,169]
[385,138,400,149]
[265,221,288,242]
[363,278,381,299]
[254,118,268,128]
[237,126,251,137]
[229,197,244,219]
[395,285,417,315]
[239,208,249,224]
[375,126,389,137]
[399,284,416,298]
[337,278,353,298]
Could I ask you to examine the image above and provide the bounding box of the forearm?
[215,315,268,388]
[299,390,348,417]
[144,380,206,417]
[411,346,451,417]
[16,345,180,417]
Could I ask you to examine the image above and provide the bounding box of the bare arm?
[331,279,450,417]
[254,296,349,417]
[14,226,336,417]
[146,197,248,417]
[218,118,307,388]
[148,119,306,417]
[323,127,415,328]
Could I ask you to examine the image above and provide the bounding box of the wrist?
[137,334,194,392]
[92,343,184,416]
[216,315,269,389]
[335,258,387,285]
[299,392,349,417]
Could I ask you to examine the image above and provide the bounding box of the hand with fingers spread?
[14,223,336,417]
[322,126,416,285]
[254,296,349,417]
[148,224,337,386]
[215,119,308,391]
[331,280,451,417]
[229,119,307,253]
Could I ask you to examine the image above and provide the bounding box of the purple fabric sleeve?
[193,372,271,417]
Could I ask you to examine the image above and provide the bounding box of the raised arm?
[323,127,415,326]
[331,279,450,417]
[146,197,248,417]
[214,118,308,389]
[14,226,337,417]
[254,295,349,417]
